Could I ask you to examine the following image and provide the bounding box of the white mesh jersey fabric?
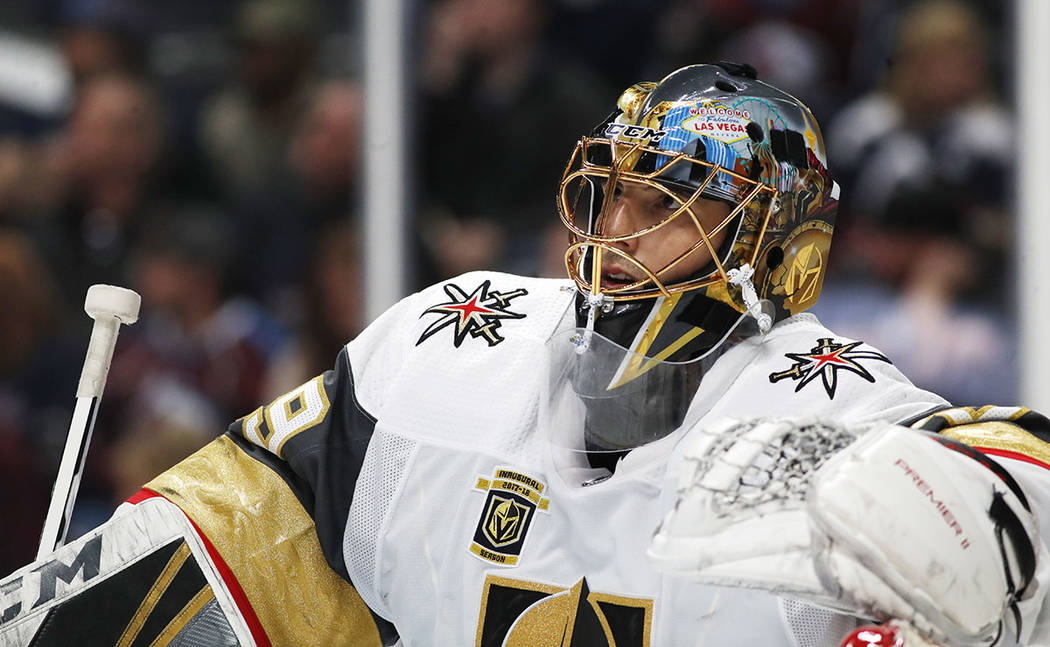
[344,429,418,620]
[779,597,859,647]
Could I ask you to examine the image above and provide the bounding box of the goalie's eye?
[602,180,624,200]
[658,192,680,212]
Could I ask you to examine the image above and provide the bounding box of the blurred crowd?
[0,0,1016,573]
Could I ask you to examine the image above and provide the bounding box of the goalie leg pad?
[0,497,256,646]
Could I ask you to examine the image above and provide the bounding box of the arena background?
[0,0,1047,577]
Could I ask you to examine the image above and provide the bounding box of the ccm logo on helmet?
[604,123,668,143]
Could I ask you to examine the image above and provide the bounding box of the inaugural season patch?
[469,468,549,566]
[769,337,891,399]
[417,280,528,348]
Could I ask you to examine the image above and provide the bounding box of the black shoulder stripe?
[906,405,1050,443]
[281,347,377,583]
[345,348,378,426]
[224,346,378,583]
[898,405,952,429]
[1015,410,1050,443]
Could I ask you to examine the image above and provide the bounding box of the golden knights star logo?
[417,280,528,347]
[769,337,890,399]
[475,575,653,646]
[470,468,549,566]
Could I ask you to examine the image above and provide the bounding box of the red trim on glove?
[126,488,272,647]
[976,447,1050,472]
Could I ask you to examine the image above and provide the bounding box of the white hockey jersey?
[319,271,955,646]
[17,270,1050,646]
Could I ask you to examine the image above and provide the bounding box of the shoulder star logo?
[769,337,890,399]
[417,280,528,347]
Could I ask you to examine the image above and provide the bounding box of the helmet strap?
[727,263,772,333]
[573,291,613,354]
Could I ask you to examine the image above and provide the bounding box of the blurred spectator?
[264,219,363,396]
[826,0,1011,299]
[0,137,66,223]
[718,20,835,121]
[290,79,362,203]
[30,72,167,316]
[0,0,144,221]
[108,207,288,427]
[815,0,1015,404]
[538,216,571,279]
[65,73,162,214]
[420,0,609,278]
[107,379,222,504]
[231,78,362,310]
[650,0,859,119]
[57,0,147,89]
[0,228,78,572]
[198,0,319,202]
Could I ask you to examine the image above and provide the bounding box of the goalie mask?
[550,62,839,457]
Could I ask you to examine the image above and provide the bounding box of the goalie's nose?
[600,195,642,253]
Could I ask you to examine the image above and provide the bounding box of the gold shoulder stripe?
[146,435,382,646]
[914,406,1031,431]
[940,421,1050,469]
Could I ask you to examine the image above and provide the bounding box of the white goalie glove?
[648,418,1048,646]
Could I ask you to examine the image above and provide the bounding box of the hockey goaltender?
[3,62,1050,647]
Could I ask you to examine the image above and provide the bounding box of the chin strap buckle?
[573,291,612,354]
[727,263,772,334]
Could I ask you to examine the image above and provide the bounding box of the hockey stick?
[36,284,141,559]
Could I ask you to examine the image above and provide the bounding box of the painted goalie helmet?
[557,61,839,364]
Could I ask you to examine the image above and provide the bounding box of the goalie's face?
[559,137,756,302]
[598,180,732,289]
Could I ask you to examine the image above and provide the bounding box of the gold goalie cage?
[557,137,777,301]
